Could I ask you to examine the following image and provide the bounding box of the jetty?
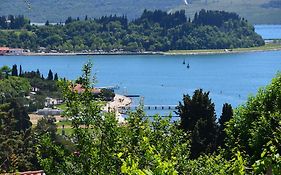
[120,105,177,110]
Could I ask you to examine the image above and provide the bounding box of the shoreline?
[103,94,132,123]
[2,43,281,57]
[164,47,281,56]
[29,94,132,126]
[23,51,163,56]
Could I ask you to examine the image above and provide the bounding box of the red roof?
[17,170,45,175]
[0,47,9,51]
[73,84,101,94]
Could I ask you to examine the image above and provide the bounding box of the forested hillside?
[0,10,264,52]
[0,0,280,24]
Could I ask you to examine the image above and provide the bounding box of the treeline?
[0,9,264,52]
[0,15,30,29]
[9,64,59,81]
[193,10,240,27]
[0,65,61,112]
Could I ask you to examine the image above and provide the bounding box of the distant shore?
[23,51,162,56]
[7,43,281,57]
[164,43,281,55]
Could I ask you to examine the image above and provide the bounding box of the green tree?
[0,76,31,102]
[11,64,18,77]
[37,62,191,174]
[47,69,53,80]
[54,73,58,81]
[176,89,219,158]
[0,66,11,79]
[226,73,281,172]
[19,65,23,77]
[218,103,233,148]
[0,100,38,172]
[45,20,50,26]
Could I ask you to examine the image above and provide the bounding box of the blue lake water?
[0,25,281,117]
[255,25,281,39]
[1,51,281,117]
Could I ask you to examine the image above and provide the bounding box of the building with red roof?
[0,47,9,55]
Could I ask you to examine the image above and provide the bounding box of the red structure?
[0,47,9,55]
[18,170,45,175]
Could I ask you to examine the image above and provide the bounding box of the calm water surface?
[1,51,281,116]
[255,25,281,39]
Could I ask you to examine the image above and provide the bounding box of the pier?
[125,95,140,98]
[96,85,120,90]
[120,105,177,111]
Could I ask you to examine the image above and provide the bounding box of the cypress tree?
[45,20,49,26]
[11,64,18,76]
[47,69,53,80]
[54,73,58,81]
[36,69,41,78]
[19,65,23,77]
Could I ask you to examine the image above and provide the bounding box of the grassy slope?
[0,0,280,24]
[171,0,281,24]
[0,0,176,23]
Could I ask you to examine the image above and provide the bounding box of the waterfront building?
[0,47,9,55]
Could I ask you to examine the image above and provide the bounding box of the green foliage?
[36,62,191,174]
[0,15,29,29]
[47,69,53,80]
[226,72,281,172]
[0,10,264,52]
[186,154,230,174]
[35,116,57,139]
[253,141,281,174]
[0,66,11,79]
[218,103,233,148]
[11,64,18,76]
[0,76,31,102]
[176,89,218,158]
[54,73,58,81]
[34,63,281,174]
[193,9,240,27]
[0,101,38,173]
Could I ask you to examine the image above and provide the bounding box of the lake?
[0,25,280,117]
[1,51,281,117]
[255,25,281,39]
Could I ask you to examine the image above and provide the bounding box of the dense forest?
[0,9,264,52]
[0,62,280,174]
